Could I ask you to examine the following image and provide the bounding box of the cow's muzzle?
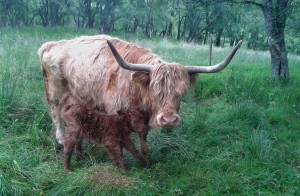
[156,112,180,128]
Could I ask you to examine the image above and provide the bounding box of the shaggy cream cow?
[39,35,242,144]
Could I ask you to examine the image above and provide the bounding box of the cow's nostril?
[161,115,178,125]
[173,116,180,124]
[160,115,167,123]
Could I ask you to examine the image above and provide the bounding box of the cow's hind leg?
[42,66,68,145]
[51,103,64,145]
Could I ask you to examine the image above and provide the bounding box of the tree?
[241,0,291,79]
[119,0,148,33]
[190,0,296,79]
[263,0,289,79]
[98,0,120,33]
[84,0,101,28]
[175,1,215,43]
[38,0,68,27]
[286,1,300,54]
[0,0,27,27]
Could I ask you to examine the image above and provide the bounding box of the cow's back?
[39,35,159,113]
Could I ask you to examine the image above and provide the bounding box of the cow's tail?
[39,42,51,104]
[41,67,51,104]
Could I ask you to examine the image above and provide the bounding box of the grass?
[0,27,299,195]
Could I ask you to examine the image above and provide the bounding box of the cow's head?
[107,40,242,128]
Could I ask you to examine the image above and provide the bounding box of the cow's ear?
[188,73,198,87]
[131,72,150,86]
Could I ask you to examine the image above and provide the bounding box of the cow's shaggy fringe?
[150,64,189,104]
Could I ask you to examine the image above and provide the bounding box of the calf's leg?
[106,145,125,169]
[123,136,149,166]
[138,132,150,159]
[64,128,80,171]
[75,139,83,161]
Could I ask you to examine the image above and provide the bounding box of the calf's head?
[118,109,149,133]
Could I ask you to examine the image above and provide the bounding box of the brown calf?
[61,103,150,170]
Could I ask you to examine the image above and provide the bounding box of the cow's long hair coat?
[39,35,194,144]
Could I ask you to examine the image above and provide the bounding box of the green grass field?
[0,27,299,195]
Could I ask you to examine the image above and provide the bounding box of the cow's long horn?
[107,40,151,72]
[185,40,243,73]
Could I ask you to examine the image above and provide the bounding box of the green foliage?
[0,0,299,54]
[0,28,300,195]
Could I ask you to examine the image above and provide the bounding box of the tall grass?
[0,27,299,195]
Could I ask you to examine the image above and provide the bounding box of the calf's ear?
[117,110,125,116]
[131,72,150,86]
[140,110,150,121]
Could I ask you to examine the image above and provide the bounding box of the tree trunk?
[124,23,129,33]
[181,16,187,40]
[268,36,289,79]
[262,0,289,79]
[87,16,94,28]
[132,17,139,34]
[100,20,111,33]
[49,0,59,27]
[160,23,167,37]
[98,0,119,33]
[85,0,97,28]
[39,0,49,27]
[167,22,173,37]
[177,15,182,40]
[145,17,153,38]
[203,7,209,44]
[215,28,223,46]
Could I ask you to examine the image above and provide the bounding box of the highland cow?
[39,35,242,145]
[61,103,150,171]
